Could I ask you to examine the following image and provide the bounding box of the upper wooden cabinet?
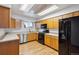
[10,18,16,28]
[10,18,22,28]
[35,20,47,29]
[36,18,59,29]
[16,20,22,28]
[47,18,59,29]
[35,11,79,29]
[53,18,59,29]
[0,6,10,28]
[47,18,53,29]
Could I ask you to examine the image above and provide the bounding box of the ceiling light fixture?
[20,4,28,11]
[37,5,58,16]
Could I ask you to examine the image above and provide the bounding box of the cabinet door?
[34,33,38,40]
[16,20,21,28]
[50,37,54,48]
[0,6,10,28]
[10,18,16,28]
[27,33,37,41]
[41,20,47,24]
[47,18,54,29]
[47,18,59,29]
[27,33,32,41]
[53,19,59,29]
[45,35,51,46]
[53,36,59,50]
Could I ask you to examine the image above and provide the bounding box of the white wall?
[40,4,79,20]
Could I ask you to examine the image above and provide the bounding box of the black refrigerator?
[59,16,79,55]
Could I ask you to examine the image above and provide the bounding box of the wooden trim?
[20,40,37,44]
[45,44,58,52]
[0,6,10,9]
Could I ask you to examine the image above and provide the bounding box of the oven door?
[38,33,44,44]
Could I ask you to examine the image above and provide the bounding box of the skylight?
[20,4,28,11]
[37,5,58,16]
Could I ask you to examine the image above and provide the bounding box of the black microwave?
[41,24,47,29]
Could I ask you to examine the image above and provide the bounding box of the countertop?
[0,34,19,43]
[45,33,59,37]
[28,32,58,37]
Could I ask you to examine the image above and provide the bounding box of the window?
[24,22,33,28]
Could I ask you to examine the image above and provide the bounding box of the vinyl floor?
[19,41,58,55]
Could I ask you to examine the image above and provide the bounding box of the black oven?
[38,32,45,44]
[38,24,49,45]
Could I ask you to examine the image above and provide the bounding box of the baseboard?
[20,40,37,44]
[45,44,58,52]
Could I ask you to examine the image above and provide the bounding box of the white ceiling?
[0,4,73,21]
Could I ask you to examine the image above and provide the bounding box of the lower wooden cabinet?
[45,34,58,50]
[45,35,51,46]
[27,32,38,41]
[0,40,19,55]
[52,36,58,50]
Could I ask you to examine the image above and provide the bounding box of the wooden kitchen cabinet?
[10,18,16,28]
[53,18,59,29]
[10,18,22,28]
[40,20,47,24]
[27,32,38,41]
[52,36,58,50]
[35,33,38,40]
[0,6,10,28]
[0,40,19,55]
[46,18,59,29]
[35,18,59,29]
[16,20,22,28]
[45,35,51,46]
[47,18,54,29]
[45,34,58,50]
